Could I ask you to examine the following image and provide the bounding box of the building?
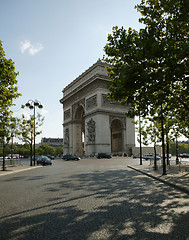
[60,61,135,156]
[41,138,63,148]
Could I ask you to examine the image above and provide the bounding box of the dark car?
[47,155,55,160]
[97,153,112,159]
[143,154,161,160]
[62,154,80,161]
[180,153,189,158]
[37,156,52,166]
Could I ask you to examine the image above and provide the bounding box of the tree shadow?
[0,169,189,240]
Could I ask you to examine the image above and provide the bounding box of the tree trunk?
[166,135,170,166]
[161,105,166,175]
[154,143,157,170]
[139,114,142,165]
[2,137,6,171]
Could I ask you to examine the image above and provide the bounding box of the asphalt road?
[0,157,189,240]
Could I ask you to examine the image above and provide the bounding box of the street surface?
[0,157,189,240]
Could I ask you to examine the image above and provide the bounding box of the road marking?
[0,166,43,176]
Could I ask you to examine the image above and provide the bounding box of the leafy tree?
[0,116,19,170]
[55,146,63,156]
[17,113,44,166]
[18,143,30,157]
[169,142,189,155]
[0,41,21,170]
[36,144,55,156]
[103,0,188,174]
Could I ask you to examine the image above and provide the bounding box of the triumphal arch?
[60,62,135,156]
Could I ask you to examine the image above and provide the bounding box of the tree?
[17,113,44,166]
[55,146,63,156]
[18,143,30,157]
[136,0,189,118]
[0,116,18,170]
[103,0,188,175]
[0,40,21,170]
[36,144,55,156]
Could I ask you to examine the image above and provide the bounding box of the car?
[180,153,189,158]
[133,154,140,158]
[47,155,55,160]
[143,154,161,160]
[36,156,52,166]
[96,153,112,159]
[62,154,80,161]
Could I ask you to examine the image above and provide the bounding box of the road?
[0,157,189,240]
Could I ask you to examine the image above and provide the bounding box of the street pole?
[25,100,43,166]
[33,106,36,166]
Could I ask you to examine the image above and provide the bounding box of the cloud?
[20,40,43,55]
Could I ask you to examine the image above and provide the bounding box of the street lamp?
[25,99,43,166]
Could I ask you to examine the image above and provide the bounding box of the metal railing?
[149,157,189,172]
[0,158,22,167]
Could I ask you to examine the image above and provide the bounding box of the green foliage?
[18,143,30,157]
[17,113,44,144]
[169,142,189,155]
[36,144,55,156]
[55,146,63,156]
[0,40,21,142]
[0,41,21,169]
[103,0,188,174]
[0,41,21,110]
[103,0,188,140]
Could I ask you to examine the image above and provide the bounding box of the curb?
[128,165,189,195]
[0,166,43,176]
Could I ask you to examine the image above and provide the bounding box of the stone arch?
[75,105,85,120]
[60,62,135,156]
[110,118,124,154]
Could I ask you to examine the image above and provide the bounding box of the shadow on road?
[0,168,189,240]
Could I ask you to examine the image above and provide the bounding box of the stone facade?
[60,61,135,156]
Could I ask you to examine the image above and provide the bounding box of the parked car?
[96,153,112,159]
[180,153,189,158]
[37,156,52,166]
[47,155,55,160]
[133,154,140,158]
[143,154,161,160]
[62,154,80,161]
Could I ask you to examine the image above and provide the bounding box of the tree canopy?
[0,41,21,169]
[103,0,188,128]
[0,41,21,112]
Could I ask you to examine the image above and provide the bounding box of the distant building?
[41,138,63,148]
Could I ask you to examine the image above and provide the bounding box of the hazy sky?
[1,0,143,143]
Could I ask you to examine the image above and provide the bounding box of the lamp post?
[25,100,43,166]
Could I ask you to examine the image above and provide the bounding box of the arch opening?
[111,119,124,154]
[74,105,85,155]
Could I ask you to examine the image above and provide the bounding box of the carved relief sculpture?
[64,109,71,120]
[64,128,69,146]
[87,118,96,142]
[86,95,97,110]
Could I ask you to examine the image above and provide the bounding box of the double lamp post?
[25,99,43,166]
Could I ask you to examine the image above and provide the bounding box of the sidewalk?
[0,164,42,176]
[128,163,189,195]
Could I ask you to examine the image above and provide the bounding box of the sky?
[1,0,146,143]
